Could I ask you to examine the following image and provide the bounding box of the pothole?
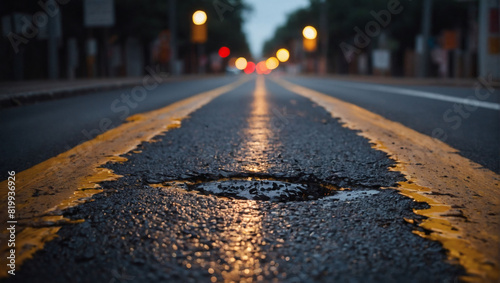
[154,177,379,202]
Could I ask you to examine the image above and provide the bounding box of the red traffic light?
[218,46,230,58]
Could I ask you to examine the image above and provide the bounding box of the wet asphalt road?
[4,77,465,282]
[284,76,500,173]
[1,75,498,178]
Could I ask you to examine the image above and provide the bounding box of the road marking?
[328,80,500,111]
[239,75,273,173]
[272,77,500,282]
[0,76,250,276]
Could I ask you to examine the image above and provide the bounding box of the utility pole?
[169,0,178,75]
[418,0,433,78]
[319,0,329,74]
[478,0,500,79]
[47,0,59,80]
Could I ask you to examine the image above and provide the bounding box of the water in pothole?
[154,178,380,202]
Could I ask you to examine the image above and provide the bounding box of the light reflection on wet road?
[240,76,274,174]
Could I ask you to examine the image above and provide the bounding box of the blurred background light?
[265,57,279,70]
[235,57,248,70]
[244,62,256,74]
[256,61,268,74]
[302,26,317,40]
[219,47,231,58]
[192,10,207,25]
[276,48,290,62]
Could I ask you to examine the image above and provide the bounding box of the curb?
[0,74,228,109]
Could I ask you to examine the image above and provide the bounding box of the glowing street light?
[265,57,279,70]
[192,10,207,25]
[191,10,208,73]
[235,57,248,70]
[276,48,290,62]
[303,26,318,52]
[302,26,317,40]
[191,10,208,44]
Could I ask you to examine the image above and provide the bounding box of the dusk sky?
[243,0,309,59]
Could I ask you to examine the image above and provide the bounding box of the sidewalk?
[0,74,219,109]
[0,77,151,108]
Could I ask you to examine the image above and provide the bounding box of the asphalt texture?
[5,77,464,282]
[283,76,500,173]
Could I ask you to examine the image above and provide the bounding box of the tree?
[262,0,470,73]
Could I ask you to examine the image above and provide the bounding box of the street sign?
[372,49,390,70]
[84,0,115,27]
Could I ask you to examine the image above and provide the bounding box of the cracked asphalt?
[4,77,465,282]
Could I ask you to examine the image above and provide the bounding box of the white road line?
[331,81,500,111]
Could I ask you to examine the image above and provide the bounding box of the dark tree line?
[0,0,252,79]
[262,0,471,74]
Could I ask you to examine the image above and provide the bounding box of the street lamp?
[191,11,208,43]
[191,10,208,74]
[302,26,318,52]
[302,26,317,40]
[192,10,207,25]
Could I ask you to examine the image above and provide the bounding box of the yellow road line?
[272,77,500,282]
[238,75,273,173]
[0,76,250,275]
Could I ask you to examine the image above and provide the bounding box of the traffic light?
[191,11,207,44]
[219,46,230,58]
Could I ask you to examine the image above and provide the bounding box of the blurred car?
[225,67,242,75]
